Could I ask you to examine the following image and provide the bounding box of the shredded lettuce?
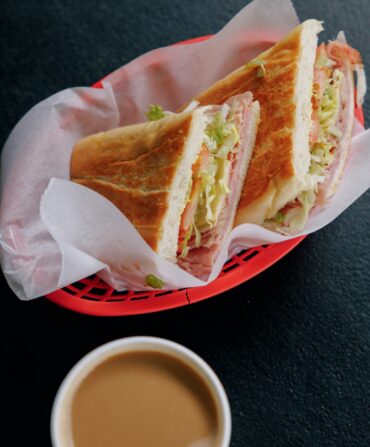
[199,112,238,230]
[219,178,231,194]
[309,70,343,180]
[256,65,266,78]
[317,72,342,128]
[204,183,216,225]
[245,59,267,77]
[196,154,232,231]
[211,159,231,218]
[178,219,202,258]
[215,126,240,159]
[202,134,217,153]
[329,126,343,139]
[145,274,165,289]
[178,224,192,259]
[194,172,215,230]
[179,107,240,251]
[205,112,226,146]
[193,221,201,248]
[146,104,166,121]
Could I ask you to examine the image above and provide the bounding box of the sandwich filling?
[265,40,365,233]
[145,93,258,277]
[176,93,257,277]
[177,103,240,258]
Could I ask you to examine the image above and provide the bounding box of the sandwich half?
[70,92,260,279]
[188,20,365,233]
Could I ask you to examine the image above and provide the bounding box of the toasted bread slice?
[71,109,209,262]
[188,20,323,225]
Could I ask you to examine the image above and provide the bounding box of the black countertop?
[1,1,370,446]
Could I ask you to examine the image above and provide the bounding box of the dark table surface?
[1,1,370,446]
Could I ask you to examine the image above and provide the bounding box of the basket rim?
[45,34,364,316]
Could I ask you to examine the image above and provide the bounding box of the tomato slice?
[180,178,202,232]
[179,145,210,234]
[192,145,209,173]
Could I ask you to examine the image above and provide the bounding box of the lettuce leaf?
[215,125,240,159]
[146,104,166,121]
[178,225,193,259]
[245,59,267,77]
[193,221,201,247]
[205,112,225,146]
[145,274,165,289]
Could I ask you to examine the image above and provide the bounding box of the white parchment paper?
[1,0,369,300]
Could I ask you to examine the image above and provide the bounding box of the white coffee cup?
[51,336,232,447]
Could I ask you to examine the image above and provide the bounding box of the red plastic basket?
[45,36,365,316]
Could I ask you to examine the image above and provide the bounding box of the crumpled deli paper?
[0,0,369,300]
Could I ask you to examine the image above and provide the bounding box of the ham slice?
[317,40,362,200]
[177,93,257,280]
[318,64,354,200]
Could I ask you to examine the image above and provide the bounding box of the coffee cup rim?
[51,336,232,446]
